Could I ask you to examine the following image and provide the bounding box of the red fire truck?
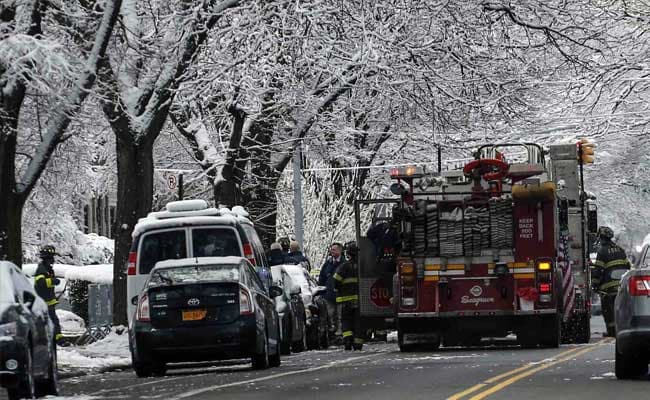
[368,143,596,351]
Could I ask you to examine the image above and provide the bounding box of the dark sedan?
[615,248,650,379]
[129,257,283,377]
[0,261,58,400]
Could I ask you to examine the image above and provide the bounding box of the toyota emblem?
[470,286,483,297]
[187,298,200,306]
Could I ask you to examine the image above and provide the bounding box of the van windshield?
[139,230,188,275]
[0,267,15,303]
[192,228,241,258]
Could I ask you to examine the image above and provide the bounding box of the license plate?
[182,309,207,321]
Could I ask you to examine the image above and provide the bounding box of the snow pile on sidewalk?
[56,309,86,335]
[58,327,131,371]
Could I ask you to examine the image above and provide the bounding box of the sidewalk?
[57,328,131,378]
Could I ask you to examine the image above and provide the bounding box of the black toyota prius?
[129,256,283,377]
[0,261,58,400]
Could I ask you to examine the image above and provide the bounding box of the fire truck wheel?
[540,314,561,348]
[398,330,416,352]
[575,314,591,344]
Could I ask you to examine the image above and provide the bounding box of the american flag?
[558,228,574,322]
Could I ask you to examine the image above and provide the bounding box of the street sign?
[166,174,178,191]
[370,279,391,308]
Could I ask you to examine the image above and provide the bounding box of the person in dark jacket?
[319,242,344,336]
[268,242,286,266]
[334,241,362,350]
[33,245,64,345]
[591,226,631,337]
[285,240,312,271]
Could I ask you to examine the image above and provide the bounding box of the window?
[246,263,266,294]
[192,228,241,258]
[139,230,187,275]
[242,224,267,267]
[11,267,34,302]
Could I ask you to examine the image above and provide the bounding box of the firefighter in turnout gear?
[591,226,631,337]
[334,241,363,351]
[34,245,64,345]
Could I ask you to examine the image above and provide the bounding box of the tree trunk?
[112,135,155,326]
[0,192,24,266]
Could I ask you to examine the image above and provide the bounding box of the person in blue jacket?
[319,242,345,337]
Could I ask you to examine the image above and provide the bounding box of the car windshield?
[0,268,14,303]
[148,264,239,286]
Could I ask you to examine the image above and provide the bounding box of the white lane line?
[169,352,386,400]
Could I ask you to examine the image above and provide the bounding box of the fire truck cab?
[385,143,593,351]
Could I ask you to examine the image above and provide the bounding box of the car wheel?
[291,325,306,353]
[35,341,59,397]
[615,340,649,379]
[252,331,269,370]
[280,320,291,355]
[132,346,153,378]
[319,325,329,349]
[268,327,282,368]
[151,360,167,377]
[8,343,35,400]
[306,325,319,350]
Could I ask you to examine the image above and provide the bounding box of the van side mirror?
[269,286,283,298]
[290,285,302,296]
[131,295,139,306]
[23,291,36,309]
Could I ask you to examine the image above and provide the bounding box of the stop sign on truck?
[370,279,391,307]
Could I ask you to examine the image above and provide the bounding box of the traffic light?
[577,138,595,164]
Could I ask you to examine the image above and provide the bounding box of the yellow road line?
[446,341,607,400]
[447,384,487,400]
[469,340,611,400]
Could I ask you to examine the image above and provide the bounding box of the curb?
[59,363,132,380]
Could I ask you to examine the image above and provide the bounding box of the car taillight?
[629,276,650,296]
[127,252,137,276]
[243,243,256,266]
[240,288,254,315]
[539,283,551,294]
[400,262,416,308]
[136,293,150,322]
[536,259,553,303]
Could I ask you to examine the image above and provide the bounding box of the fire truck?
[355,142,597,350]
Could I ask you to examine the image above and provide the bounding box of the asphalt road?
[4,317,649,400]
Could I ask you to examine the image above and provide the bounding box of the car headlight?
[0,322,17,337]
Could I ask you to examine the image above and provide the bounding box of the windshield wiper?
[154,271,174,285]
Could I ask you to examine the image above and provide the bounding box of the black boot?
[344,337,352,351]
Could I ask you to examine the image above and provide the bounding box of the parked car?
[127,200,271,322]
[129,256,283,377]
[0,261,58,400]
[271,265,308,354]
[615,245,650,379]
[280,264,329,350]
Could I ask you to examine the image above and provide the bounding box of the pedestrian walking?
[285,240,312,271]
[33,245,65,346]
[334,241,363,350]
[318,242,344,338]
[268,242,286,266]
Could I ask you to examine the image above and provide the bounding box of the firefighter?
[591,226,631,337]
[334,241,363,351]
[34,245,65,345]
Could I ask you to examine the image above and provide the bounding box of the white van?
[126,200,270,323]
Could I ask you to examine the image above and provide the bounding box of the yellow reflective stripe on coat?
[342,277,358,284]
[333,273,344,282]
[599,281,620,292]
[604,259,629,268]
[45,278,55,288]
[34,275,46,282]
[336,295,359,303]
[46,299,58,306]
[342,330,353,338]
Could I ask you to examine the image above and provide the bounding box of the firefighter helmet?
[344,241,358,259]
[597,226,614,240]
[39,245,57,260]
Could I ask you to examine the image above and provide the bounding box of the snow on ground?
[56,309,86,335]
[57,328,130,371]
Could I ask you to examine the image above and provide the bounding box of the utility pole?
[293,141,304,249]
